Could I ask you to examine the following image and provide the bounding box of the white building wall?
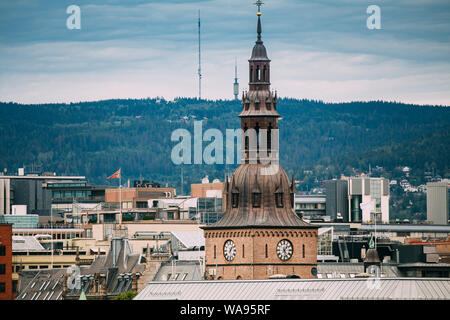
[0,179,4,214]
[381,195,389,223]
[5,178,10,214]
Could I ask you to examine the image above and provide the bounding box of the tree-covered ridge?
[0,98,448,194]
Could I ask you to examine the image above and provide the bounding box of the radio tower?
[233,58,239,100]
[198,10,202,100]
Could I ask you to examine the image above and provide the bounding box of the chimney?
[111,238,122,267]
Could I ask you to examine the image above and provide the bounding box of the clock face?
[223,240,236,261]
[276,239,293,261]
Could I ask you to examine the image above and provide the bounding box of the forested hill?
[0,98,448,193]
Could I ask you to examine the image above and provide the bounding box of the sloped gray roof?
[64,238,145,298]
[152,260,202,281]
[134,278,450,300]
[317,263,400,278]
[16,269,67,301]
[12,236,45,251]
[172,232,205,248]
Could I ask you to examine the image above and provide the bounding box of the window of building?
[0,282,6,293]
[252,192,261,208]
[0,246,5,256]
[302,244,305,258]
[265,244,268,258]
[0,264,5,274]
[29,266,38,270]
[275,192,284,208]
[213,245,216,259]
[232,192,239,208]
[242,245,245,258]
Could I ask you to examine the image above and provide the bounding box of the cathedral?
[202,6,319,280]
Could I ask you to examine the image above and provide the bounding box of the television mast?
[233,58,239,100]
[198,10,202,100]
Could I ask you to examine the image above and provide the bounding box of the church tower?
[202,3,319,280]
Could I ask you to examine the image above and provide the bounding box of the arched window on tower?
[265,244,268,258]
[250,68,253,82]
[255,123,260,149]
[256,66,260,81]
[267,123,272,151]
[263,66,267,81]
[244,124,249,157]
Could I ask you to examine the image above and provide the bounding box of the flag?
[360,200,375,211]
[107,169,121,180]
[369,233,375,249]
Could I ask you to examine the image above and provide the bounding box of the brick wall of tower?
[204,228,317,280]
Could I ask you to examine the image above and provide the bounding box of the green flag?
[369,233,375,249]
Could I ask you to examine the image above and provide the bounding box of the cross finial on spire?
[254,0,264,13]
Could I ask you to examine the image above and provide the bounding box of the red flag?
[107,169,121,179]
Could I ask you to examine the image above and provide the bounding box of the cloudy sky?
[0,0,449,105]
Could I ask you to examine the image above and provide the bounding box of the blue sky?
[0,0,449,105]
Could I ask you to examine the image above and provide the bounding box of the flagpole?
[119,168,122,226]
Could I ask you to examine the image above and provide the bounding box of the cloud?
[0,0,449,104]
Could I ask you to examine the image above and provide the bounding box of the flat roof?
[360,224,450,233]
[13,228,84,232]
[0,176,85,179]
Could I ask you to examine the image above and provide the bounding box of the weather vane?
[254,0,264,14]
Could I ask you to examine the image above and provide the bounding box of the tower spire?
[254,1,264,42]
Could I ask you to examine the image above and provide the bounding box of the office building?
[0,171,90,216]
[347,176,389,223]
[426,181,449,224]
[325,179,349,222]
[294,195,327,220]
